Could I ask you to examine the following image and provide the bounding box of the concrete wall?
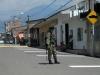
[39,23,50,48]
[94,16,100,57]
[57,13,87,49]
[56,14,69,46]
[68,17,87,49]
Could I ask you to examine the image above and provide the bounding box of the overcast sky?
[0,0,51,32]
[0,0,100,21]
[0,0,100,32]
[0,0,49,20]
[0,0,69,21]
[0,0,71,32]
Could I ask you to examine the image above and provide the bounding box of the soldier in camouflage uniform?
[46,27,60,64]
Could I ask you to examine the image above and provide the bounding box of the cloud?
[0,0,72,32]
[0,0,72,21]
[0,0,54,21]
[0,0,52,11]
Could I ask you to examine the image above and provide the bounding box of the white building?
[56,0,89,50]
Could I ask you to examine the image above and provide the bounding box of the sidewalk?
[58,48,90,57]
[66,49,88,55]
[0,44,28,48]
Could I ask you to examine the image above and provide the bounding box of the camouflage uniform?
[46,27,60,64]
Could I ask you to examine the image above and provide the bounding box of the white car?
[0,39,4,44]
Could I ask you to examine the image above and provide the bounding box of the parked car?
[9,40,13,44]
[0,39,4,44]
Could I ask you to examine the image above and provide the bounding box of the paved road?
[0,47,100,75]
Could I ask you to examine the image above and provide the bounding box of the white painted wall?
[56,0,89,49]
[56,14,69,46]
[56,13,87,49]
[68,17,87,49]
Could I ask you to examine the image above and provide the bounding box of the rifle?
[45,37,48,60]
[45,44,48,60]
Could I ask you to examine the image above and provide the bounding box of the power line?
[19,0,73,21]
[26,0,57,18]
[40,0,57,12]
[46,0,73,18]
[55,0,73,11]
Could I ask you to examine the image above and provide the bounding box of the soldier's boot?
[53,53,60,64]
[54,60,60,64]
[49,60,53,64]
[54,58,60,64]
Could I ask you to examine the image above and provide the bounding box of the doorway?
[65,23,69,49]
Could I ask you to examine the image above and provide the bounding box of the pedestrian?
[46,27,60,64]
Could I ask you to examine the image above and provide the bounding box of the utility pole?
[4,22,7,44]
[27,15,30,46]
[88,0,96,56]
[12,18,17,45]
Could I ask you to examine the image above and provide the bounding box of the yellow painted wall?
[38,20,57,48]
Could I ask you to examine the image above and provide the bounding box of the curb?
[0,46,28,48]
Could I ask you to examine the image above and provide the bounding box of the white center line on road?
[17,49,38,50]
[17,49,45,51]
[69,65,100,68]
[36,55,86,57]
[18,49,35,51]
[24,51,46,53]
